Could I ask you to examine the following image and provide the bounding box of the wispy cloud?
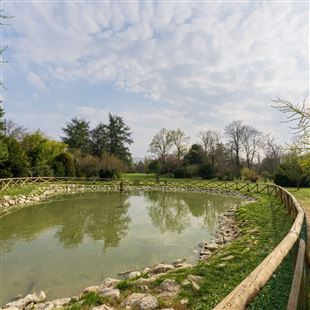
[3,1,309,156]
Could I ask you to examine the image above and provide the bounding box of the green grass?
[286,187,310,211]
[0,184,42,198]
[121,173,271,183]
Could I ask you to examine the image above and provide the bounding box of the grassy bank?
[65,194,292,310]
[0,184,42,198]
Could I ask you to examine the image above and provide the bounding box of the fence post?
[287,239,306,310]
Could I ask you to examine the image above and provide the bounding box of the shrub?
[274,170,297,187]
[261,170,272,182]
[52,152,75,177]
[184,164,199,178]
[0,137,30,177]
[100,154,124,178]
[241,167,259,182]
[147,160,159,174]
[99,168,115,179]
[198,163,215,179]
[75,154,100,177]
[174,166,187,178]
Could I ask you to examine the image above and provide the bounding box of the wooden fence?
[0,176,278,195]
[0,177,308,309]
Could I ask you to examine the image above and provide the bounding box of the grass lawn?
[0,184,42,198]
[286,187,310,212]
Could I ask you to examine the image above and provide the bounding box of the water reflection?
[145,191,238,233]
[145,192,190,233]
[1,193,131,253]
[1,190,242,305]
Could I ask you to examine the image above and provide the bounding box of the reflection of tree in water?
[145,192,191,233]
[183,193,240,230]
[53,194,131,250]
[1,193,131,253]
[145,191,240,233]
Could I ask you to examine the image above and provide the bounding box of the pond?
[0,190,243,305]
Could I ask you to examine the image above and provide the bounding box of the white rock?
[99,288,120,300]
[91,305,115,310]
[100,278,120,289]
[200,250,211,256]
[5,291,46,308]
[25,302,34,310]
[127,271,141,279]
[174,263,192,270]
[160,279,180,293]
[180,299,189,305]
[188,275,203,283]
[135,276,158,285]
[49,297,71,308]
[33,302,54,310]
[181,279,191,286]
[143,267,150,274]
[150,264,174,274]
[83,286,100,294]
[122,293,158,310]
[205,242,220,251]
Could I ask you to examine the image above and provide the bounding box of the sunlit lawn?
[286,187,310,212]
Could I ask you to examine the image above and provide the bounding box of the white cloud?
[4,1,309,155]
[26,72,47,90]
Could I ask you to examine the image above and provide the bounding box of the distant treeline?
[0,107,309,188]
[141,124,310,188]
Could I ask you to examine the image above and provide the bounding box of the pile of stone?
[1,259,193,310]
[199,205,240,261]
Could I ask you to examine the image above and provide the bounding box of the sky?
[2,1,309,158]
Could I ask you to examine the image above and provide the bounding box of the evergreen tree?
[105,113,133,162]
[62,118,90,154]
[90,122,108,157]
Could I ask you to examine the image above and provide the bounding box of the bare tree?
[241,125,262,168]
[198,129,220,168]
[149,128,173,162]
[263,134,282,159]
[224,120,245,176]
[4,119,27,140]
[272,97,310,150]
[170,129,189,160]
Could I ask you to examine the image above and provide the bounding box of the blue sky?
[2,1,309,157]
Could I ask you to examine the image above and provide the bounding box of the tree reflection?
[145,191,240,233]
[0,193,131,253]
[145,191,191,233]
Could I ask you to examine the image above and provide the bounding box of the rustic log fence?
[0,177,308,309]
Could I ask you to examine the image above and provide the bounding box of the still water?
[1,190,242,304]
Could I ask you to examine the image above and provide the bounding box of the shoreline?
[1,184,255,309]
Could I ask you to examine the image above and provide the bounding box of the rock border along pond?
[0,183,256,310]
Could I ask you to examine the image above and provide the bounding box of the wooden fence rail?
[214,186,307,310]
[0,177,307,309]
